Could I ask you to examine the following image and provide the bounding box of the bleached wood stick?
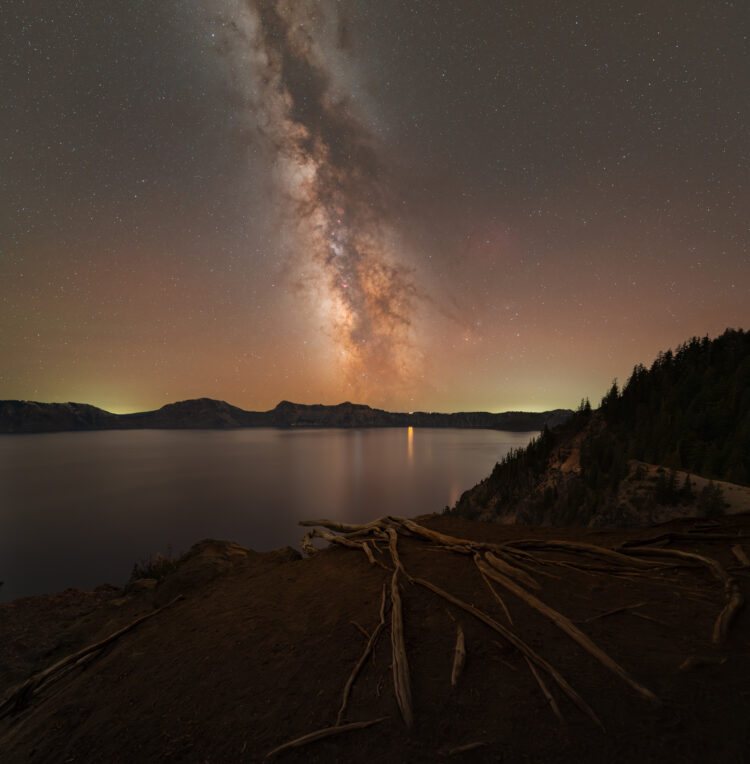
[484,551,541,590]
[265,717,389,759]
[451,624,466,687]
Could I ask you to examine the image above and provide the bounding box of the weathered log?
[265,717,389,759]
[412,576,603,728]
[476,557,659,704]
[0,595,185,718]
[451,624,466,687]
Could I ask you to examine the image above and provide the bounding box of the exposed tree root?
[290,516,743,741]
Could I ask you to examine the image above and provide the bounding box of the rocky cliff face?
[0,398,573,434]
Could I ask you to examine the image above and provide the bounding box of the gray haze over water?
[0,428,536,601]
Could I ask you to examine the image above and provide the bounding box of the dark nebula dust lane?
[1,1,747,412]
[223,0,422,396]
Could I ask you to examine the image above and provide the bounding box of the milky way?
[223,0,422,399]
[1,1,747,413]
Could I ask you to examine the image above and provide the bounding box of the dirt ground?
[2,514,750,763]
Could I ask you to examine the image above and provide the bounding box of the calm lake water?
[0,428,536,601]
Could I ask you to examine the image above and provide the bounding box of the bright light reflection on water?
[0,427,537,600]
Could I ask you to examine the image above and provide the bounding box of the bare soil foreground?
[2,514,750,763]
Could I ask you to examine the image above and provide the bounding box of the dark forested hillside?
[599,329,750,483]
[452,329,750,525]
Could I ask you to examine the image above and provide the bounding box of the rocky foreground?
[1,514,750,763]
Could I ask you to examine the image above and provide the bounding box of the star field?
[1,1,747,413]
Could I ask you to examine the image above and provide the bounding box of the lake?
[0,427,536,601]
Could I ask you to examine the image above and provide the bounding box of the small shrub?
[130,547,180,583]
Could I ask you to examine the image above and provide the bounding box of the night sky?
[2,1,748,414]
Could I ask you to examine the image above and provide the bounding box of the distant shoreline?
[0,397,573,435]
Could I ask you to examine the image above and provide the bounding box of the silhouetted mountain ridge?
[0,397,572,434]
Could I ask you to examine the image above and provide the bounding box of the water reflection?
[0,428,537,600]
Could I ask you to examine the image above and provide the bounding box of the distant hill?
[452,328,750,526]
[0,397,572,434]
